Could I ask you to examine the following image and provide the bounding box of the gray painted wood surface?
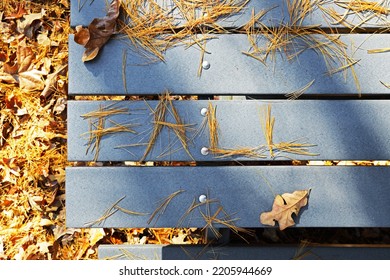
[98,244,390,260]
[68,34,390,95]
[68,100,390,161]
[70,0,390,29]
[66,166,390,228]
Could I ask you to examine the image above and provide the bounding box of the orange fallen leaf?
[260,189,311,230]
[74,0,120,62]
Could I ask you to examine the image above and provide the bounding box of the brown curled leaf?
[74,0,121,62]
[74,25,90,46]
[260,189,310,230]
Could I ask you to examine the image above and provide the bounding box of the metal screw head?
[200,108,208,116]
[199,194,207,203]
[201,147,209,155]
[202,61,210,70]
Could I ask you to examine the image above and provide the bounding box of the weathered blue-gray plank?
[70,0,389,28]
[67,100,390,161]
[66,166,390,228]
[98,244,390,260]
[68,34,390,95]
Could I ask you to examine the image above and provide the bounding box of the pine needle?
[260,105,317,158]
[114,205,149,216]
[140,92,169,161]
[177,197,219,227]
[120,0,249,63]
[81,104,129,119]
[84,196,126,227]
[147,189,185,226]
[209,147,266,159]
[200,205,253,243]
[206,102,219,150]
[260,105,275,157]
[380,81,390,89]
[285,79,315,100]
[81,105,137,162]
[367,47,390,54]
[244,1,361,94]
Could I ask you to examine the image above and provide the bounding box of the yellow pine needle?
[207,102,219,150]
[122,49,128,94]
[87,110,105,162]
[200,206,253,242]
[167,98,194,159]
[177,197,219,227]
[153,121,194,129]
[118,249,150,260]
[82,121,138,137]
[120,0,249,63]
[260,105,317,158]
[114,205,149,216]
[244,2,361,93]
[367,47,390,54]
[285,79,315,100]
[84,196,126,227]
[380,81,390,89]
[327,58,360,76]
[321,0,389,28]
[336,0,389,15]
[180,242,213,259]
[197,37,207,77]
[260,105,275,157]
[81,105,129,119]
[147,189,185,225]
[82,104,137,161]
[140,92,169,162]
[209,147,266,159]
[273,140,319,157]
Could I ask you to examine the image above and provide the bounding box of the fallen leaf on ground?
[260,189,311,230]
[74,0,120,62]
[0,38,46,90]
[16,9,45,38]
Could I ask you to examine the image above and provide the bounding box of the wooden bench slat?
[67,100,390,161]
[70,0,389,29]
[98,244,390,260]
[68,34,390,95]
[66,166,390,228]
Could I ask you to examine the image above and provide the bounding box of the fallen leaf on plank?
[260,189,310,230]
[74,0,120,62]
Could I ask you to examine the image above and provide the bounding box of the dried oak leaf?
[260,189,310,230]
[74,0,120,62]
[16,9,45,38]
[0,39,46,90]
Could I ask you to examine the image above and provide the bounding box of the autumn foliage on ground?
[0,0,203,260]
